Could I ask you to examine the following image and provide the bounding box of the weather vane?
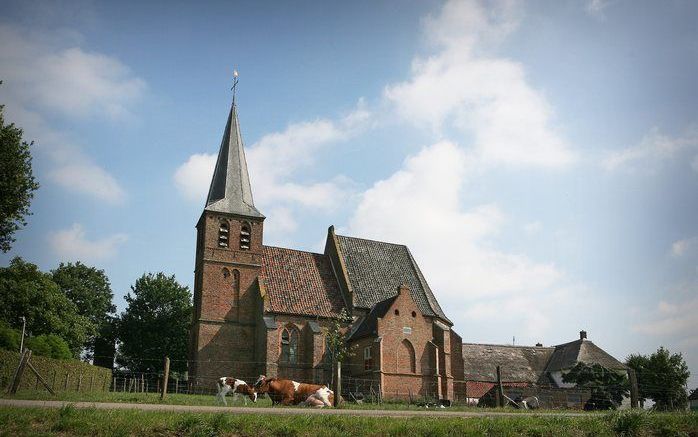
[231,69,239,104]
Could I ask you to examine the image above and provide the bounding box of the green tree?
[626,347,690,411]
[0,320,20,351]
[26,334,72,359]
[0,93,40,253]
[325,308,353,365]
[51,262,116,356]
[117,273,192,373]
[0,257,93,356]
[562,362,629,410]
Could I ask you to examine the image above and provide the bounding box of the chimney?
[535,342,543,347]
[579,330,587,340]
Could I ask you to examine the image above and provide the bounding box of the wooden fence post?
[175,377,179,394]
[77,373,82,392]
[332,361,341,407]
[628,369,639,409]
[496,366,504,408]
[8,349,32,394]
[64,372,70,391]
[89,374,94,392]
[26,361,55,395]
[161,357,170,400]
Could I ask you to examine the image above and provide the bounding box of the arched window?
[218,221,229,248]
[232,269,240,309]
[399,339,416,374]
[240,222,251,250]
[280,326,298,364]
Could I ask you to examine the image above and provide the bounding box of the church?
[188,94,463,401]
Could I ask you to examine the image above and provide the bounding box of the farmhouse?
[188,96,461,400]
[460,331,628,408]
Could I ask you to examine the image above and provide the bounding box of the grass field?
[0,405,696,436]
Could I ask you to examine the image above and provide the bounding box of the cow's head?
[242,383,258,403]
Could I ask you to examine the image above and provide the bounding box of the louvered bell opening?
[219,234,229,241]
[240,244,250,250]
[218,241,228,248]
[240,229,250,236]
[240,236,250,243]
[219,227,229,233]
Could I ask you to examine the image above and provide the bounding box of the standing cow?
[254,375,333,407]
[216,377,257,405]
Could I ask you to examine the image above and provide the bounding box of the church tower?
[189,90,265,381]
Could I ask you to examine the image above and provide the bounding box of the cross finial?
[231,69,239,104]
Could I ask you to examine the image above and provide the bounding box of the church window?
[240,222,251,250]
[232,269,240,309]
[394,309,399,316]
[218,221,229,248]
[412,311,417,318]
[363,346,373,371]
[280,327,298,364]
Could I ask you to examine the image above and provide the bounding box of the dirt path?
[0,398,589,418]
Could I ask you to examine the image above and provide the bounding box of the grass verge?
[0,406,696,436]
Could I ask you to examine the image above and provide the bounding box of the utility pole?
[19,316,26,353]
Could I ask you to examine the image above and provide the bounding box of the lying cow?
[215,377,257,406]
[254,375,333,407]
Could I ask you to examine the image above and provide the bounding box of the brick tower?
[189,93,265,382]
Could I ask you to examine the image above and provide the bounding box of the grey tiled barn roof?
[462,343,554,383]
[545,339,627,372]
[334,234,450,323]
[205,102,264,218]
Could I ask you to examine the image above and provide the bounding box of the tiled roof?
[545,339,627,372]
[261,246,346,318]
[462,343,554,383]
[334,234,450,323]
[347,295,398,341]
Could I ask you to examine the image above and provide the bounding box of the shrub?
[26,335,72,359]
[0,321,20,352]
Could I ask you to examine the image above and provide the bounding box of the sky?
[1,0,697,388]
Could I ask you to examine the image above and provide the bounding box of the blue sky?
[1,0,697,387]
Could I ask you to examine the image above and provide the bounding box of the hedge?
[0,349,111,392]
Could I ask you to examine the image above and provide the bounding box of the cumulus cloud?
[603,124,698,172]
[173,153,217,203]
[634,297,698,338]
[586,0,610,19]
[384,0,576,168]
[671,237,698,257]
[48,223,127,261]
[0,24,141,203]
[0,24,145,120]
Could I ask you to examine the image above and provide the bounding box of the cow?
[254,375,334,407]
[215,377,257,406]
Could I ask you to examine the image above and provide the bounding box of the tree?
[0,320,20,352]
[626,347,690,411]
[51,262,116,356]
[0,93,40,252]
[26,334,72,359]
[0,257,93,356]
[325,308,353,365]
[117,273,192,373]
[562,362,629,410]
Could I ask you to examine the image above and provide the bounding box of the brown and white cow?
[254,375,333,407]
[216,377,257,406]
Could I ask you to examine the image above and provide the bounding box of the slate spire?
[205,96,264,218]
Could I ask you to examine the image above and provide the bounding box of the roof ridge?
[462,342,555,349]
[263,245,324,256]
[335,233,408,248]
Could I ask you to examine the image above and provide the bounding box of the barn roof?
[261,246,346,318]
[334,234,450,323]
[462,343,554,383]
[545,339,627,372]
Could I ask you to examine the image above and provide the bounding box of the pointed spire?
[205,87,264,218]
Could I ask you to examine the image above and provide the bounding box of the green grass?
[0,406,695,436]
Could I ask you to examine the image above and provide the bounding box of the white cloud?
[0,24,145,120]
[671,237,698,257]
[586,0,610,19]
[49,160,126,205]
[523,221,542,235]
[348,141,562,311]
[603,125,698,172]
[384,0,576,168]
[634,297,698,337]
[49,223,127,261]
[173,153,217,203]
